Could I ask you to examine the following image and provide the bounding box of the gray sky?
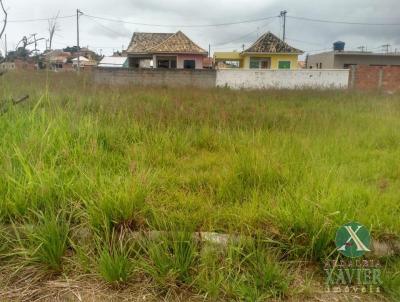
[2,0,400,57]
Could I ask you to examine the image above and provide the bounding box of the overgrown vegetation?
[0,71,399,300]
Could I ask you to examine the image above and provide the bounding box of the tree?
[63,46,80,53]
[48,12,59,50]
[0,0,7,40]
[7,47,29,60]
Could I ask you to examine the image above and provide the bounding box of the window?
[171,60,177,69]
[157,60,170,68]
[250,58,270,69]
[250,59,260,69]
[130,58,140,68]
[157,57,177,69]
[278,61,291,69]
[184,60,196,69]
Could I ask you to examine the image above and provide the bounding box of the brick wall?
[93,68,216,88]
[14,59,36,71]
[349,65,400,92]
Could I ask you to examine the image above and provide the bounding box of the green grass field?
[0,71,399,301]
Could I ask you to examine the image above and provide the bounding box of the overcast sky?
[1,0,400,57]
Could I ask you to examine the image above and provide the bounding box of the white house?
[98,56,129,68]
[72,56,97,68]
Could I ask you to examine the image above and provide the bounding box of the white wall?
[216,69,349,89]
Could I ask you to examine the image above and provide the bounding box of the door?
[184,60,196,69]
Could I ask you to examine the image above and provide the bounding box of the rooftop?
[243,32,303,54]
[127,31,207,55]
[98,56,128,66]
[313,50,400,57]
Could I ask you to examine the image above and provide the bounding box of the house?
[77,47,98,61]
[98,56,129,68]
[14,59,37,70]
[126,31,208,69]
[297,61,306,69]
[42,50,72,70]
[203,57,213,69]
[0,61,16,71]
[214,32,303,69]
[72,56,97,69]
[307,41,400,69]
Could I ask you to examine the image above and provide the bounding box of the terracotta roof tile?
[243,32,303,54]
[127,33,174,53]
[127,31,207,55]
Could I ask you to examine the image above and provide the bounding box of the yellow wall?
[214,52,299,69]
[214,52,242,61]
[242,54,299,69]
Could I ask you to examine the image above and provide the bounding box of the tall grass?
[0,71,399,300]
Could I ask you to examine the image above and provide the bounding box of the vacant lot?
[0,72,399,301]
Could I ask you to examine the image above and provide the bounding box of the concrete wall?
[307,52,335,69]
[93,68,351,90]
[334,54,400,69]
[216,69,349,89]
[308,51,400,69]
[94,68,216,88]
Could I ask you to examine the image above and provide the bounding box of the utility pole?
[382,44,391,54]
[280,10,287,43]
[32,33,39,54]
[4,33,7,59]
[208,44,211,57]
[357,46,366,52]
[76,9,82,73]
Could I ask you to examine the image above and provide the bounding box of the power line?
[212,18,277,47]
[303,47,332,53]
[286,37,327,47]
[86,15,130,37]
[6,12,400,27]
[82,13,279,28]
[7,14,75,23]
[288,15,400,26]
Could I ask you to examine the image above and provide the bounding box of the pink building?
[126,31,208,69]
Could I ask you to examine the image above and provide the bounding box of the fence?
[93,67,400,91]
[349,65,400,92]
[93,68,216,88]
[216,69,350,89]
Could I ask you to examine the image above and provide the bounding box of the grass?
[97,230,136,284]
[0,71,399,300]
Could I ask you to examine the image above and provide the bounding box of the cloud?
[2,0,400,55]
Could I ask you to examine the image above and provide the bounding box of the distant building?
[43,50,72,70]
[126,31,208,69]
[14,59,37,70]
[72,56,97,69]
[297,61,306,69]
[307,42,400,69]
[214,32,303,69]
[0,61,16,71]
[203,57,213,69]
[98,56,129,68]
